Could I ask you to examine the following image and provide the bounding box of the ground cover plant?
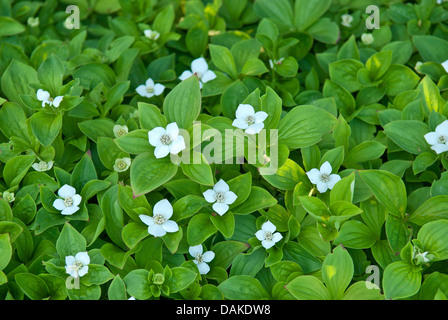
[1,0,448,301]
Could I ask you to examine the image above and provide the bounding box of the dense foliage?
[1,0,448,301]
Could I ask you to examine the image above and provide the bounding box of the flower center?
[72,261,83,271]
[265,232,273,241]
[64,196,73,207]
[153,214,167,225]
[146,86,154,93]
[48,97,54,103]
[160,134,172,145]
[39,162,48,171]
[117,129,127,137]
[152,273,165,285]
[246,115,255,125]
[195,254,203,263]
[215,192,225,203]
[117,161,127,170]
[438,135,447,144]
[320,173,330,182]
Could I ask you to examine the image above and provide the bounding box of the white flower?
[2,191,15,203]
[189,245,215,275]
[113,157,131,172]
[27,17,39,27]
[148,122,186,159]
[202,179,238,216]
[232,104,268,135]
[269,57,285,69]
[136,78,165,98]
[144,29,160,41]
[65,252,90,278]
[179,57,217,89]
[306,161,341,193]
[424,120,448,154]
[341,14,353,28]
[442,60,448,73]
[113,125,128,138]
[255,221,283,249]
[139,199,179,237]
[53,184,82,215]
[32,161,54,172]
[361,33,374,45]
[128,297,136,300]
[37,89,63,108]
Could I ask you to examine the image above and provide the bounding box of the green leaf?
[233,187,277,215]
[358,170,407,218]
[322,245,354,299]
[294,0,330,31]
[56,223,87,258]
[163,76,201,129]
[123,269,152,300]
[3,155,35,187]
[286,275,331,300]
[334,220,378,249]
[0,233,12,271]
[383,261,422,300]
[417,220,448,260]
[410,196,448,225]
[180,152,214,186]
[130,152,178,196]
[218,275,270,299]
[30,112,63,147]
[166,267,197,293]
[37,54,64,95]
[0,17,26,37]
[108,275,127,300]
[15,273,50,300]
[383,120,431,155]
[187,214,217,245]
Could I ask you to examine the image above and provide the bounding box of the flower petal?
[148,127,166,147]
[261,240,275,249]
[153,199,173,219]
[189,245,203,257]
[316,181,329,193]
[53,96,63,107]
[72,194,82,206]
[201,70,217,83]
[145,78,155,88]
[154,144,170,158]
[136,84,149,97]
[53,198,66,211]
[262,221,276,233]
[212,202,229,216]
[148,224,166,237]
[197,262,210,275]
[235,104,255,120]
[232,118,249,130]
[320,161,332,175]
[179,70,193,81]
[75,252,90,265]
[203,189,217,203]
[246,122,264,135]
[254,111,268,123]
[78,266,89,277]
[431,143,448,154]
[202,251,215,263]
[272,232,283,243]
[326,174,341,190]
[61,205,80,215]
[139,215,154,227]
[36,89,50,102]
[65,255,75,266]
[169,135,186,155]
[58,184,76,198]
[255,230,266,241]
[166,122,179,139]
[435,120,448,135]
[213,179,230,193]
[191,57,209,75]
[153,83,165,96]
[224,191,237,205]
[424,132,439,145]
[162,220,179,233]
[306,168,321,184]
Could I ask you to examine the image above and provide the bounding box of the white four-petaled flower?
[306,161,341,193]
[148,122,186,159]
[65,252,90,278]
[144,29,160,41]
[179,57,217,89]
[203,179,237,216]
[136,78,165,98]
[53,184,82,215]
[189,245,215,275]
[139,199,179,237]
[255,221,283,249]
[113,157,131,172]
[37,89,63,108]
[424,120,448,154]
[341,14,353,27]
[113,125,128,138]
[361,33,374,45]
[32,161,54,172]
[232,104,268,135]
